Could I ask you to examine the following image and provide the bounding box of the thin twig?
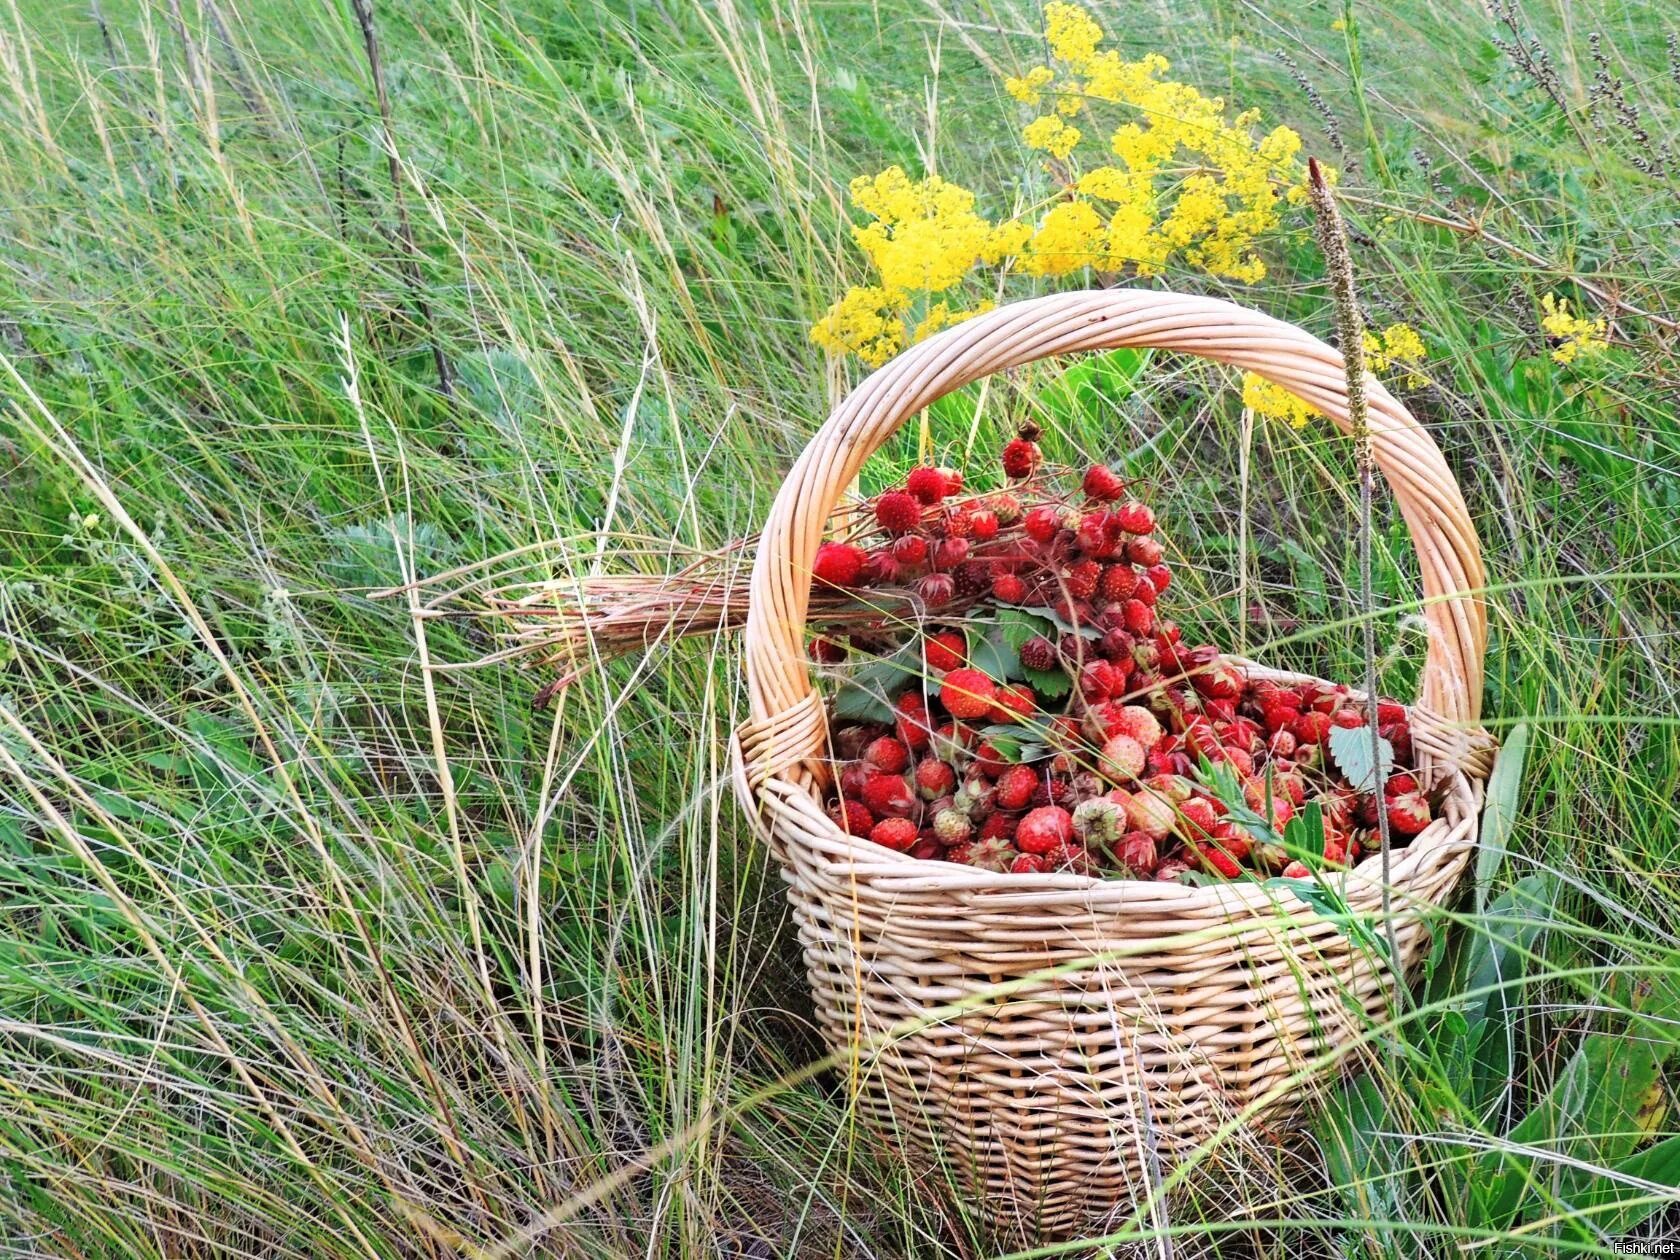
[348,0,453,398]
[1308,157,1402,978]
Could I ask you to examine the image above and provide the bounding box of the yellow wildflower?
[1018,200,1105,276]
[1540,293,1608,365]
[1044,1,1103,71]
[1004,65,1054,107]
[847,167,1001,292]
[1363,322,1428,388]
[1023,114,1081,159]
[810,285,910,367]
[1243,373,1322,428]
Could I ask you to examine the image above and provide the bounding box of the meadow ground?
[0,0,1678,1256]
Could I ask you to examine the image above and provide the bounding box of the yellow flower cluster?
[811,2,1319,364]
[1242,373,1322,429]
[1539,293,1608,365]
[1243,321,1427,427]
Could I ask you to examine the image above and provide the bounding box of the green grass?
[0,0,1677,1255]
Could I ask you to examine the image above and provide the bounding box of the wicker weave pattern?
[734,291,1491,1235]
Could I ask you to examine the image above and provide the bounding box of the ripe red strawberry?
[1001,437,1041,480]
[1292,710,1333,746]
[995,764,1037,811]
[1115,502,1155,534]
[933,537,970,571]
[863,736,910,773]
[1098,564,1138,602]
[915,758,957,800]
[1113,830,1158,877]
[1385,772,1419,797]
[941,508,973,539]
[991,572,1028,603]
[1099,626,1135,661]
[1016,806,1074,855]
[1018,635,1057,673]
[915,572,956,607]
[1189,841,1242,879]
[1190,659,1244,702]
[1063,560,1102,600]
[1030,776,1073,809]
[1078,659,1119,701]
[1010,852,1048,874]
[830,799,874,837]
[894,693,932,751]
[1330,707,1366,729]
[1377,699,1407,725]
[905,465,949,505]
[869,817,918,852]
[892,534,928,568]
[972,741,1009,777]
[1121,598,1154,635]
[968,509,1000,542]
[839,761,877,801]
[908,838,943,860]
[1154,857,1193,882]
[1082,464,1125,501]
[1127,536,1163,566]
[862,773,915,819]
[1130,579,1157,608]
[924,629,966,673]
[938,465,964,494]
[1268,729,1298,759]
[808,636,846,664]
[1146,564,1172,594]
[812,541,866,587]
[1023,505,1060,544]
[1099,734,1146,783]
[940,668,996,719]
[1386,789,1431,837]
[990,683,1036,723]
[874,490,921,534]
[1280,859,1311,879]
[979,811,1019,841]
[948,835,1017,872]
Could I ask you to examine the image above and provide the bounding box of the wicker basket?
[731,289,1494,1237]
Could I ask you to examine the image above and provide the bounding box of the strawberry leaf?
[1023,663,1071,699]
[1328,724,1393,794]
[829,640,920,723]
[996,607,1057,651]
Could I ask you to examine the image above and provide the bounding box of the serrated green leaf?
[996,607,1056,652]
[1022,664,1071,699]
[970,632,1020,682]
[1023,604,1103,640]
[828,640,920,724]
[1327,723,1393,794]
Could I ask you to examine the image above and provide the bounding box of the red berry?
[1010,852,1048,874]
[1127,536,1163,566]
[1377,700,1407,725]
[1385,772,1419,797]
[939,668,997,719]
[1146,564,1172,594]
[933,537,970,569]
[915,758,957,800]
[1098,564,1138,602]
[991,572,1028,603]
[1080,659,1122,701]
[908,838,944,860]
[1016,806,1074,855]
[1023,505,1060,543]
[1115,502,1155,534]
[972,742,1009,777]
[1189,841,1242,879]
[995,764,1037,811]
[915,572,956,607]
[924,630,966,673]
[1001,437,1041,480]
[808,636,846,664]
[990,683,1037,723]
[948,835,1017,872]
[1113,830,1158,877]
[1098,734,1146,783]
[1064,559,1101,600]
[979,811,1020,841]
[969,509,999,541]
[830,799,874,837]
[863,736,910,773]
[892,534,929,568]
[869,817,918,852]
[1292,711,1333,746]
[1082,464,1125,501]
[1386,789,1431,837]
[894,693,932,751]
[874,490,922,535]
[1121,598,1155,635]
[905,465,949,505]
[1330,708,1367,729]
[811,542,866,587]
[862,774,915,819]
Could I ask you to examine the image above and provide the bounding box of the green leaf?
[1024,604,1102,640]
[1327,723,1393,794]
[1283,799,1327,860]
[1475,722,1529,913]
[829,640,920,723]
[970,632,1020,683]
[995,607,1056,652]
[1022,663,1071,699]
[1569,1135,1680,1236]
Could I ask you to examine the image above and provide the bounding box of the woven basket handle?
[743,289,1486,788]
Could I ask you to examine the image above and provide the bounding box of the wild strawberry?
[1112,830,1158,877]
[1189,841,1242,879]
[1030,777,1073,809]
[1023,504,1061,544]
[1124,788,1176,839]
[991,572,1028,603]
[1314,790,1355,831]
[1268,729,1299,759]
[905,465,949,505]
[969,509,1000,542]
[971,741,1009,777]
[1273,768,1308,807]
[1127,536,1164,566]
[892,534,928,568]
[1380,720,1413,763]
[1115,502,1155,534]
[1046,843,1100,876]
[863,736,910,773]
[1058,633,1089,668]
[1082,464,1125,501]
[1001,437,1041,480]
[1385,772,1419,797]
[979,811,1019,841]
[915,758,957,800]
[1018,635,1057,673]
[1010,852,1048,874]
[934,537,970,570]
[1072,797,1125,846]
[1112,705,1162,749]
[1386,789,1431,837]
[812,541,866,587]
[862,549,899,585]
[1099,734,1146,783]
[1063,559,1101,600]
[869,817,918,852]
[830,799,874,837]
[932,808,972,845]
[984,492,1022,523]
[954,778,996,821]
[990,683,1036,723]
[941,507,973,539]
[1322,836,1349,867]
[1130,579,1157,608]
[924,629,966,673]
[1177,797,1221,839]
[995,764,1038,811]
[940,668,996,719]
[839,761,877,801]
[808,636,846,664]
[1155,857,1193,882]
[1377,699,1407,725]
[1075,511,1113,557]
[1098,626,1136,662]
[894,693,932,751]
[1330,707,1366,730]
[874,490,921,535]
[1121,598,1155,635]
[1017,806,1074,854]
[949,835,1017,872]
[1280,859,1311,880]
[1080,659,1122,701]
[1190,659,1244,701]
[863,773,915,819]
[1292,710,1333,747]
[908,838,943,860]
[1146,564,1172,594]
[915,572,956,607]
[938,465,964,494]
[1098,564,1138,602]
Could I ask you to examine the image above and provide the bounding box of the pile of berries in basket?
[809,426,1434,881]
